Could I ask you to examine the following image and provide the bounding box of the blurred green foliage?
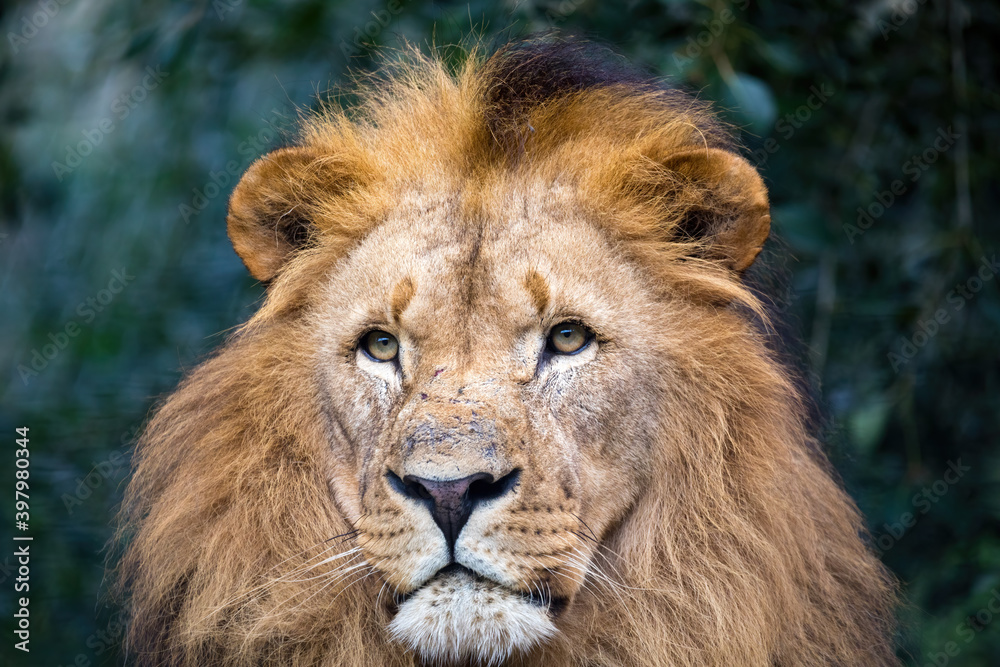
[1,0,998,664]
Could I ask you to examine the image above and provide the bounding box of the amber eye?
[546,322,592,355]
[361,330,399,362]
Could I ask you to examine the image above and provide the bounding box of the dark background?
[1,1,998,664]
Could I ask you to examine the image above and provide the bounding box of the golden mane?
[116,38,898,666]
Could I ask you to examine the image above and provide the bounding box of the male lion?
[117,39,898,666]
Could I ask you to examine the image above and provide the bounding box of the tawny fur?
[115,39,898,666]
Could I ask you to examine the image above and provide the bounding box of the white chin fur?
[388,570,557,666]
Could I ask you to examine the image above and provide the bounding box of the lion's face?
[312,188,663,663]
[120,41,899,667]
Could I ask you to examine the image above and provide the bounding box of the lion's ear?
[660,147,771,274]
[227,146,332,282]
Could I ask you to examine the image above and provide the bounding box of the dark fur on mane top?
[462,36,733,158]
[481,39,654,135]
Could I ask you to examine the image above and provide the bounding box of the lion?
[116,38,898,666]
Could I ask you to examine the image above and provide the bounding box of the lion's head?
[117,40,897,666]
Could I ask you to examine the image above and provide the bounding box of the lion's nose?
[387,469,520,552]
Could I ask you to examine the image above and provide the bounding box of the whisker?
[566,545,669,596]
[375,579,390,610]
[199,546,365,621]
[326,529,360,543]
[276,563,375,617]
[571,513,600,543]
[297,547,365,575]
[280,554,367,584]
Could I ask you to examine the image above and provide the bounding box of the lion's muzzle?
[388,564,558,666]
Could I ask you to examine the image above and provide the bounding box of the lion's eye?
[546,322,592,355]
[361,330,399,362]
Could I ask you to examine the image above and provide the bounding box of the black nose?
[387,470,520,552]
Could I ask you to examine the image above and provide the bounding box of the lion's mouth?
[393,563,567,616]
[387,563,561,663]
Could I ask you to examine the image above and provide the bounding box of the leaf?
[771,202,829,255]
[722,72,778,136]
[848,401,893,456]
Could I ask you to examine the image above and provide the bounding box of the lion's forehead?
[324,187,647,332]
[368,188,592,268]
